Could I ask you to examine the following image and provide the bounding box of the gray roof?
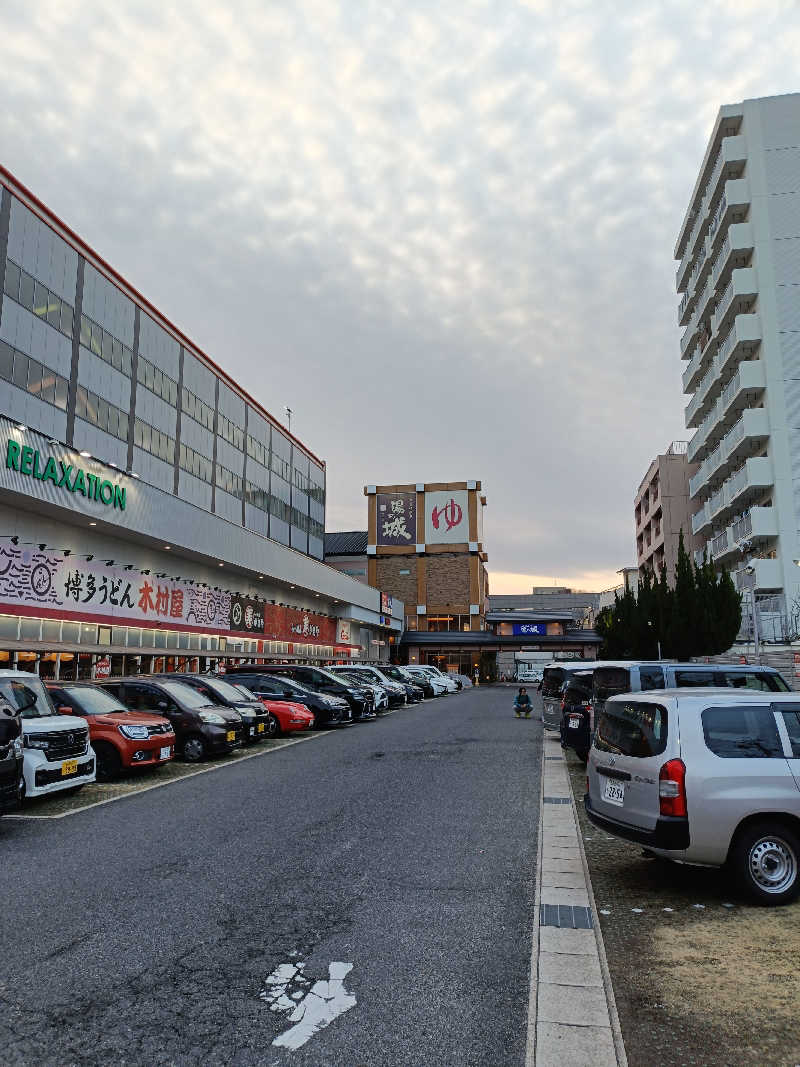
[400,631,601,647]
[324,531,368,556]
[485,610,574,623]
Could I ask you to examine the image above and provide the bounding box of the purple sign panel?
[376,492,416,546]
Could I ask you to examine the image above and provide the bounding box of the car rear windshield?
[59,686,126,715]
[541,668,567,697]
[595,701,668,758]
[0,677,56,719]
[592,667,631,703]
[701,706,783,757]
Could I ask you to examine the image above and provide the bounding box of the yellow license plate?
[226,730,236,742]
[61,759,78,776]
[258,723,264,733]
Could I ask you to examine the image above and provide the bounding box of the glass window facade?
[0,187,326,559]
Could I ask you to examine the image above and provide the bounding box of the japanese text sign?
[377,493,416,546]
[424,490,468,545]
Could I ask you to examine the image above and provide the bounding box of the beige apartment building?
[635,442,702,581]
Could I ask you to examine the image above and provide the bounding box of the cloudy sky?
[2,0,799,592]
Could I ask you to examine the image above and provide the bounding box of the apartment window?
[137,354,178,406]
[308,516,324,540]
[270,494,291,523]
[179,442,212,483]
[291,506,309,531]
[76,385,129,442]
[271,451,291,481]
[309,481,325,506]
[245,482,269,512]
[181,387,215,430]
[0,340,69,411]
[134,417,175,464]
[79,313,133,376]
[4,259,74,339]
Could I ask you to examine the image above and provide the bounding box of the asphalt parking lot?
[563,747,800,1066]
[0,686,541,1067]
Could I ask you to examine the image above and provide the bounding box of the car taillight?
[560,696,566,710]
[659,758,687,818]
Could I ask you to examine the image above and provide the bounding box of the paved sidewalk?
[527,732,626,1066]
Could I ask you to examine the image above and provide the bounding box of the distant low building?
[324,531,368,583]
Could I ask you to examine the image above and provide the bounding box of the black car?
[226,671,350,728]
[373,664,428,701]
[97,677,245,762]
[0,686,24,815]
[231,664,372,721]
[154,673,274,742]
[558,678,594,762]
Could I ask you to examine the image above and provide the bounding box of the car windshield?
[233,683,258,700]
[380,666,408,681]
[59,686,127,715]
[158,681,216,708]
[592,667,630,703]
[203,677,257,703]
[541,668,567,697]
[263,675,312,695]
[0,676,57,718]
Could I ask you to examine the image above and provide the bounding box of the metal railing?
[731,510,752,543]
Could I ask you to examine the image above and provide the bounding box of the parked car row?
[0,662,459,812]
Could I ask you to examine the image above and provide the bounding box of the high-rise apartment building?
[635,441,701,581]
[677,93,800,627]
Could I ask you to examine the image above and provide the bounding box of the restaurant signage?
[229,595,265,634]
[0,537,230,630]
[512,622,547,636]
[380,592,393,615]
[263,604,336,645]
[424,490,468,544]
[5,440,126,510]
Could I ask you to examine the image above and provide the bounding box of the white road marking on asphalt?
[721,902,735,908]
[692,904,706,909]
[599,909,611,915]
[261,961,356,1051]
[631,908,643,913]
[662,908,674,913]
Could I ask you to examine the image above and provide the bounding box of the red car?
[48,682,176,780]
[230,683,314,735]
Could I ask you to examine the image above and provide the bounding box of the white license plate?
[568,716,581,729]
[159,746,171,760]
[249,727,255,736]
[602,776,625,806]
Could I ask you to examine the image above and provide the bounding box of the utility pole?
[285,406,292,435]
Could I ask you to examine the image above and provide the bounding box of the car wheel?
[730,821,800,905]
[182,734,207,762]
[93,741,122,781]
[266,714,280,738]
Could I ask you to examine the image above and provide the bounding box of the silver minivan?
[541,661,622,731]
[592,662,790,723]
[585,689,800,904]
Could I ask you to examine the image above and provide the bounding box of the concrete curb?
[526,732,627,1065]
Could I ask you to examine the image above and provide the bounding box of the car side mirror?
[158,700,170,710]
[283,690,294,699]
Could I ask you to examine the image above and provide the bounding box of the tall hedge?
[596,530,742,658]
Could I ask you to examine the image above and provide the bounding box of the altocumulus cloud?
[1,0,799,591]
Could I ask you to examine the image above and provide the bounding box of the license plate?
[159,746,171,760]
[257,723,264,733]
[61,759,78,776]
[602,776,625,806]
[568,716,581,729]
[226,730,236,742]
[249,726,255,736]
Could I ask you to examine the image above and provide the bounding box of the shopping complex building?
[0,165,402,678]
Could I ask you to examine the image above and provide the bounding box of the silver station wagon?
[585,689,800,904]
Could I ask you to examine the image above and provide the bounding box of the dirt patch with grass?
[566,752,800,1066]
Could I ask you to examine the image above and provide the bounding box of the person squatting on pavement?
[514,687,532,718]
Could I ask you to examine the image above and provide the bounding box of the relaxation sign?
[6,440,126,511]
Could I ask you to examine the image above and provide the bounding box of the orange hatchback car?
[47,682,175,781]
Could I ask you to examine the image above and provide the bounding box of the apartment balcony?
[704,440,726,482]
[711,222,754,287]
[674,111,743,260]
[678,287,694,327]
[682,340,710,393]
[691,503,710,536]
[711,267,758,336]
[717,313,762,377]
[710,528,732,561]
[720,408,770,473]
[695,276,717,326]
[706,177,751,246]
[734,558,783,593]
[707,482,728,519]
[701,135,746,218]
[731,506,778,547]
[719,359,766,421]
[687,399,722,464]
[685,356,719,428]
[725,456,774,513]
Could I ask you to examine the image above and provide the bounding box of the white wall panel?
[177,469,212,510]
[78,347,131,411]
[72,418,128,468]
[182,353,216,403]
[214,488,241,524]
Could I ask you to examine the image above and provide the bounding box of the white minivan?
[0,671,96,799]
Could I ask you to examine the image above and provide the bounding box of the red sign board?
[94,657,111,678]
[263,605,336,645]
